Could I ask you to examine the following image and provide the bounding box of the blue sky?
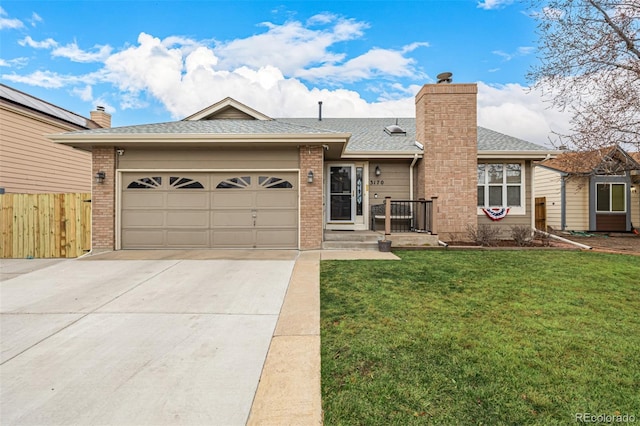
[0,0,570,145]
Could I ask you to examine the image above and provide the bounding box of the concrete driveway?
[0,251,297,425]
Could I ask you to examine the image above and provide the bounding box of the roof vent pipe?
[318,101,322,121]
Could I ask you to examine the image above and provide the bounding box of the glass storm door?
[326,164,366,230]
[329,166,353,222]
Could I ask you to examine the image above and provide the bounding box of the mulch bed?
[442,232,640,254]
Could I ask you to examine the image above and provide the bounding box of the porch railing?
[370,197,438,235]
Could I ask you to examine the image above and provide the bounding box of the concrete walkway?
[0,249,399,425]
[247,249,399,425]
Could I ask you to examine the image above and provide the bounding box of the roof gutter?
[48,132,352,149]
[478,150,560,160]
[341,152,424,159]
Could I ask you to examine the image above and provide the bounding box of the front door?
[326,164,367,230]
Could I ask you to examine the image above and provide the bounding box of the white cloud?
[477,0,514,10]
[1,14,569,146]
[295,47,423,83]
[1,69,100,88]
[2,70,70,88]
[307,13,335,25]
[19,36,57,49]
[215,17,367,74]
[72,85,93,102]
[0,7,24,30]
[0,57,28,68]
[99,31,417,119]
[52,42,113,62]
[29,12,43,27]
[477,82,571,146]
[402,42,430,54]
[492,46,534,61]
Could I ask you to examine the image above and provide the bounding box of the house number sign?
[370,180,385,185]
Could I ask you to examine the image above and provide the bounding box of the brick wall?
[299,145,324,250]
[416,83,478,240]
[91,147,116,250]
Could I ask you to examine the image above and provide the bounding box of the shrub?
[466,224,500,246]
[510,225,533,247]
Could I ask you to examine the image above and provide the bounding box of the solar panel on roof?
[0,84,89,128]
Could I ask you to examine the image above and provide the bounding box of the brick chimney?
[90,106,111,128]
[415,80,478,240]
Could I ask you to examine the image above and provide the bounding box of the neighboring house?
[0,84,110,194]
[50,81,555,251]
[632,152,640,230]
[535,146,640,232]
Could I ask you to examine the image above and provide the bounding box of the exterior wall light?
[375,165,381,176]
[307,170,314,183]
[95,171,106,184]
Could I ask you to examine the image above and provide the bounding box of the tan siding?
[118,148,299,170]
[534,166,563,230]
[367,161,411,206]
[209,108,255,120]
[564,177,589,231]
[478,161,534,237]
[631,183,639,228]
[0,106,91,193]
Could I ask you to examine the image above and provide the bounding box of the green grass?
[320,251,640,425]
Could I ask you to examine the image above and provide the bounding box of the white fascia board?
[48,132,351,146]
[341,152,424,159]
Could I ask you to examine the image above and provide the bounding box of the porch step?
[322,240,380,251]
[323,230,381,250]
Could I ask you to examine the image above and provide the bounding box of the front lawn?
[321,250,640,425]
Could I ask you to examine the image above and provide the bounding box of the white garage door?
[121,172,298,249]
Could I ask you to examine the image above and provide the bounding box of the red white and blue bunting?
[482,207,510,221]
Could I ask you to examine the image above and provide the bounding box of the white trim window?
[596,183,626,212]
[477,163,524,213]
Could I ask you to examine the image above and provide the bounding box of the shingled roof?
[66,119,344,136]
[540,145,640,175]
[280,118,420,154]
[50,97,553,158]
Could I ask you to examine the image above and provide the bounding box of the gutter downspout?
[409,154,418,201]
[531,161,536,231]
[534,228,592,250]
[560,173,567,230]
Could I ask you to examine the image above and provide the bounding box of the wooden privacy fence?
[0,193,91,258]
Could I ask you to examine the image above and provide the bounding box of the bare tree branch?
[527,0,640,156]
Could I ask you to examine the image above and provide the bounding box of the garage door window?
[127,176,204,189]
[127,177,162,189]
[259,176,293,189]
[215,176,294,189]
[216,176,251,189]
[169,177,204,189]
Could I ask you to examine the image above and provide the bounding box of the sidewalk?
[247,250,399,425]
